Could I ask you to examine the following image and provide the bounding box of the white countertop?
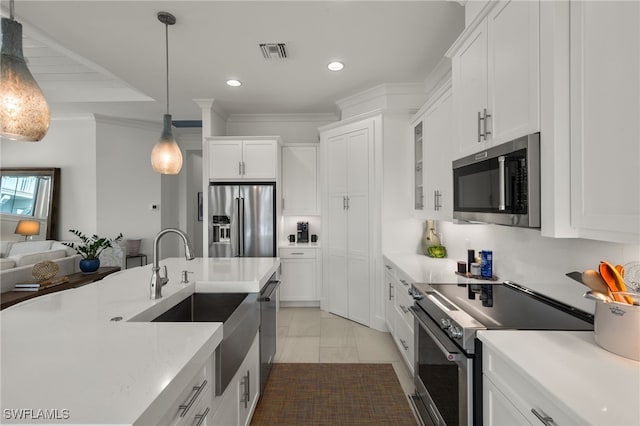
[0,256,280,425]
[478,330,640,426]
[383,252,469,284]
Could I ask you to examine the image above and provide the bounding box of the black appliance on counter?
[408,281,594,426]
[296,221,309,243]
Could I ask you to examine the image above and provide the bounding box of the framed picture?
[197,192,203,221]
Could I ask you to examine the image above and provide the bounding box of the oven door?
[410,306,473,426]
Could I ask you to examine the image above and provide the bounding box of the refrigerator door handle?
[238,197,245,256]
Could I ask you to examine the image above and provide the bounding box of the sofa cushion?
[8,241,53,256]
[51,241,77,257]
[12,249,66,267]
[0,241,13,258]
[0,258,16,270]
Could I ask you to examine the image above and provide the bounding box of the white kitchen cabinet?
[383,259,414,374]
[211,331,260,426]
[281,145,319,215]
[448,0,539,156]
[484,377,532,426]
[415,83,454,220]
[207,137,280,181]
[155,357,214,426]
[384,265,396,335]
[482,338,582,426]
[322,118,374,327]
[279,247,319,305]
[569,0,640,244]
[413,121,424,210]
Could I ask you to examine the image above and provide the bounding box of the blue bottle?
[480,250,493,278]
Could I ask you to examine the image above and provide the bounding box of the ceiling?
[9,1,464,122]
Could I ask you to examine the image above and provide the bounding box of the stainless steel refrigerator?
[208,183,276,257]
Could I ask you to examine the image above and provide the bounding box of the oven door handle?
[409,306,462,362]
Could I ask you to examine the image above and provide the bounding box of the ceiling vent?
[260,43,287,59]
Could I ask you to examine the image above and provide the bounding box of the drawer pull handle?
[399,279,409,287]
[399,305,408,314]
[290,252,305,255]
[178,379,207,418]
[194,407,210,426]
[531,408,556,426]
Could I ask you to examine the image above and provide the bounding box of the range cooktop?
[425,281,594,331]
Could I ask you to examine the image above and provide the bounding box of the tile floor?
[275,307,415,396]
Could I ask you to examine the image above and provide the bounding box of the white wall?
[226,114,337,144]
[422,220,640,313]
[94,116,166,260]
[1,115,97,241]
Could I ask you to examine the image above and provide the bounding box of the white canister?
[593,292,640,361]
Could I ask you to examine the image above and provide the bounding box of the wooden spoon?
[599,261,632,304]
[581,270,611,296]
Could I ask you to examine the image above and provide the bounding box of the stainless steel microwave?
[452,133,540,228]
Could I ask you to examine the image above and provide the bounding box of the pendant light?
[151,11,182,174]
[0,0,50,141]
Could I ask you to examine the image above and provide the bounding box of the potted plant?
[63,229,123,273]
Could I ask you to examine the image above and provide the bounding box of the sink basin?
[151,292,250,323]
[147,291,260,396]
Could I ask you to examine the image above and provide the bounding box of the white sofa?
[0,240,81,293]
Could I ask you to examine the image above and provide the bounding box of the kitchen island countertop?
[0,256,280,425]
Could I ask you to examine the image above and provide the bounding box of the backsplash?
[430,221,640,313]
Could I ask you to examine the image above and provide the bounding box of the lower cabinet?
[279,247,320,305]
[484,378,532,426]
[155,360,214,426]
[483,341,580,425]
[384,266,396,335]
[211,331,260,426]
[383,260,414,375]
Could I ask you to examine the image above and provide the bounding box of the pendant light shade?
[151,11,182,175]
[151,114,183,174]
[0,3,50,142]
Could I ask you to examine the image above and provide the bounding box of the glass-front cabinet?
[414,121,424,210]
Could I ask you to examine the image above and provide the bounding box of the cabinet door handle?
[400,304,408,314]
[531,408,556,426]
[178,379,207,418]
[389,283,394,300]
[343,196,347,210]
[194,408,210,426]
[399,338,409,350]
[483,108,492,140]
[477,111,483,143]
[240,371,251,408]
[238,161,243,175]
[399,279,409,287]
[346,196,350,210]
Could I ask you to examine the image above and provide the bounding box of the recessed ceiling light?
[226,79,242,87]
[327,61,344,72]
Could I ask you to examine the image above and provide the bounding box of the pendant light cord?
[164,21,170,115]
[9,0,14,19]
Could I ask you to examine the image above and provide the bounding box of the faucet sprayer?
[150,228,195,299]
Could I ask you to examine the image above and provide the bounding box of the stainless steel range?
[408,281,594,426]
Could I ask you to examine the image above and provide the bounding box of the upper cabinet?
[448,0,540,157]
[281,145,319,215]
[207,137,280,181]
[569,0,639,243]
[412,81,454,220]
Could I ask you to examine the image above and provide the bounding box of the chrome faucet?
[150,228,195,299]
